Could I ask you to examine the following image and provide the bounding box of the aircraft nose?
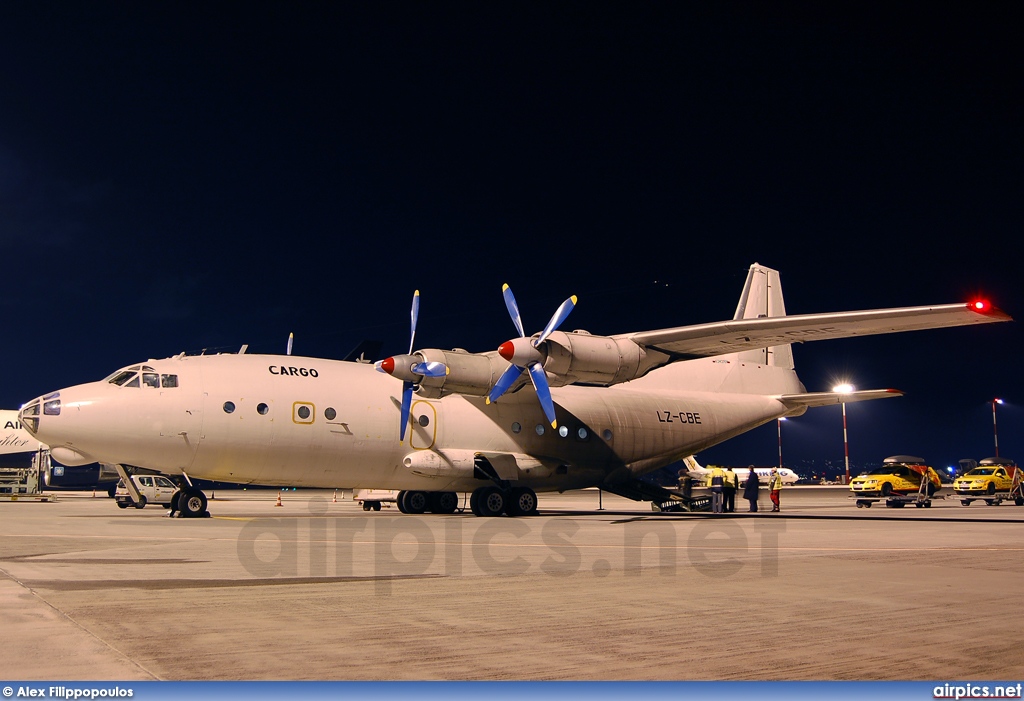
[18,392,61,437]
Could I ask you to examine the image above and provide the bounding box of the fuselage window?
[417,414,430,427]
[257,403,269,415]
[124,376,141,388]
[511,422,522,434]
[297,406,310,420]
[324,407,337,420]
[223,401,236,414]
[535,424,545,436]
[142,373,160,388]
[602,429,613,441]
[558,426,569,438]
[577,427,589,441]
[161,374,178,388]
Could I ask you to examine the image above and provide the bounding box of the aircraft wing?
[617,303,1010,359]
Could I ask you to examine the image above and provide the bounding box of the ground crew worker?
[723,466,738,512]
[707,466,725,513]
[768,467,783,512]
[744,465,760,512]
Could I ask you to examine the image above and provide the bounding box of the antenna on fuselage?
[286,333,294,356]
[239,344,248,354]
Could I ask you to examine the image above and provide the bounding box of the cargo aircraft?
[19,263,1010,517]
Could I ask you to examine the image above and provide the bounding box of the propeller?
[486,284,576,428]
[374,290,447,441]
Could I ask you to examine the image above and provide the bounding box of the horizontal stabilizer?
[778,389,903,409]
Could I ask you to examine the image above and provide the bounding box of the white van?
[115,475,178,509]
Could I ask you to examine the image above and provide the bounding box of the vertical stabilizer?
[732,263,795,369]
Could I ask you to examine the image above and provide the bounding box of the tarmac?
[2,486,1023,681]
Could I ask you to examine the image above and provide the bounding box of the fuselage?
[21,353,798,493]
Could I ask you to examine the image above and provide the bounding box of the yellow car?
[953,457,1017,496]
[850,456,942,497]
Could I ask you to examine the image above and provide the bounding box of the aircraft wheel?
[396,491,409,514]
[470,489,483,516]
[178,488,207,518]
[474,486,505,517]
[403,490,428,514]
[134,496,147,509]
[506,487,538,516]
[429,491,458,514]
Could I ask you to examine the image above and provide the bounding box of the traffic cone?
[275,491,283,507]
[333,489,337,503]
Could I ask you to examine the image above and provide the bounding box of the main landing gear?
[394,487,538,517]
[170,487,211,518]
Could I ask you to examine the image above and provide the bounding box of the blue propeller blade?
[411,361,447,378]
[399,381,414,442]
[408,290,421,354]
[536,295,577,345]
[528,363,557,428]
[502,284,526,337]
[486,364,525,404]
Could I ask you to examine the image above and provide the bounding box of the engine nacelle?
[414,348,507,398]
[542,330,645,385]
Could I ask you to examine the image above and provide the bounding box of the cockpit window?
[142,373,160,388]
[124,375,141,388]
[161,374,178,388]
[108,370,138,386]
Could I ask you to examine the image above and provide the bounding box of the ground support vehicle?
[115,474,179,509]
[954,457,1024,506]
[353,488,399,511]
[853,473,943,509]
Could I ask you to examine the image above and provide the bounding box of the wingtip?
[570,295,578,304]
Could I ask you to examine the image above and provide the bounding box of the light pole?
[777,417,787,469]
[992,398,1003,457]
[833,384,854,484]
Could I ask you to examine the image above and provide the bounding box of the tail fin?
[732,263,794,370]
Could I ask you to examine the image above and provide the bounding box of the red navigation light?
[972,300,989,312]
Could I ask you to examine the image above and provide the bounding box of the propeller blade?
[501,284,526,337]
[399,381,414,442]
[286,332,294,356]
[528,363,557,428]
[486,364,525,404]
[536,295,577,345]
[408,290,421,354]
[411,360,447,378]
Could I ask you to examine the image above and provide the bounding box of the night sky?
[2,3,1021,476]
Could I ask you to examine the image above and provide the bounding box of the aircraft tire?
[475,486,505,517]
[178,488,207,518]
[429,491,458,514]
[404,490,428,514]
[470,489,482,516]
[506,487,538,517]
[396,491,409,514]
[134,496,147,509]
